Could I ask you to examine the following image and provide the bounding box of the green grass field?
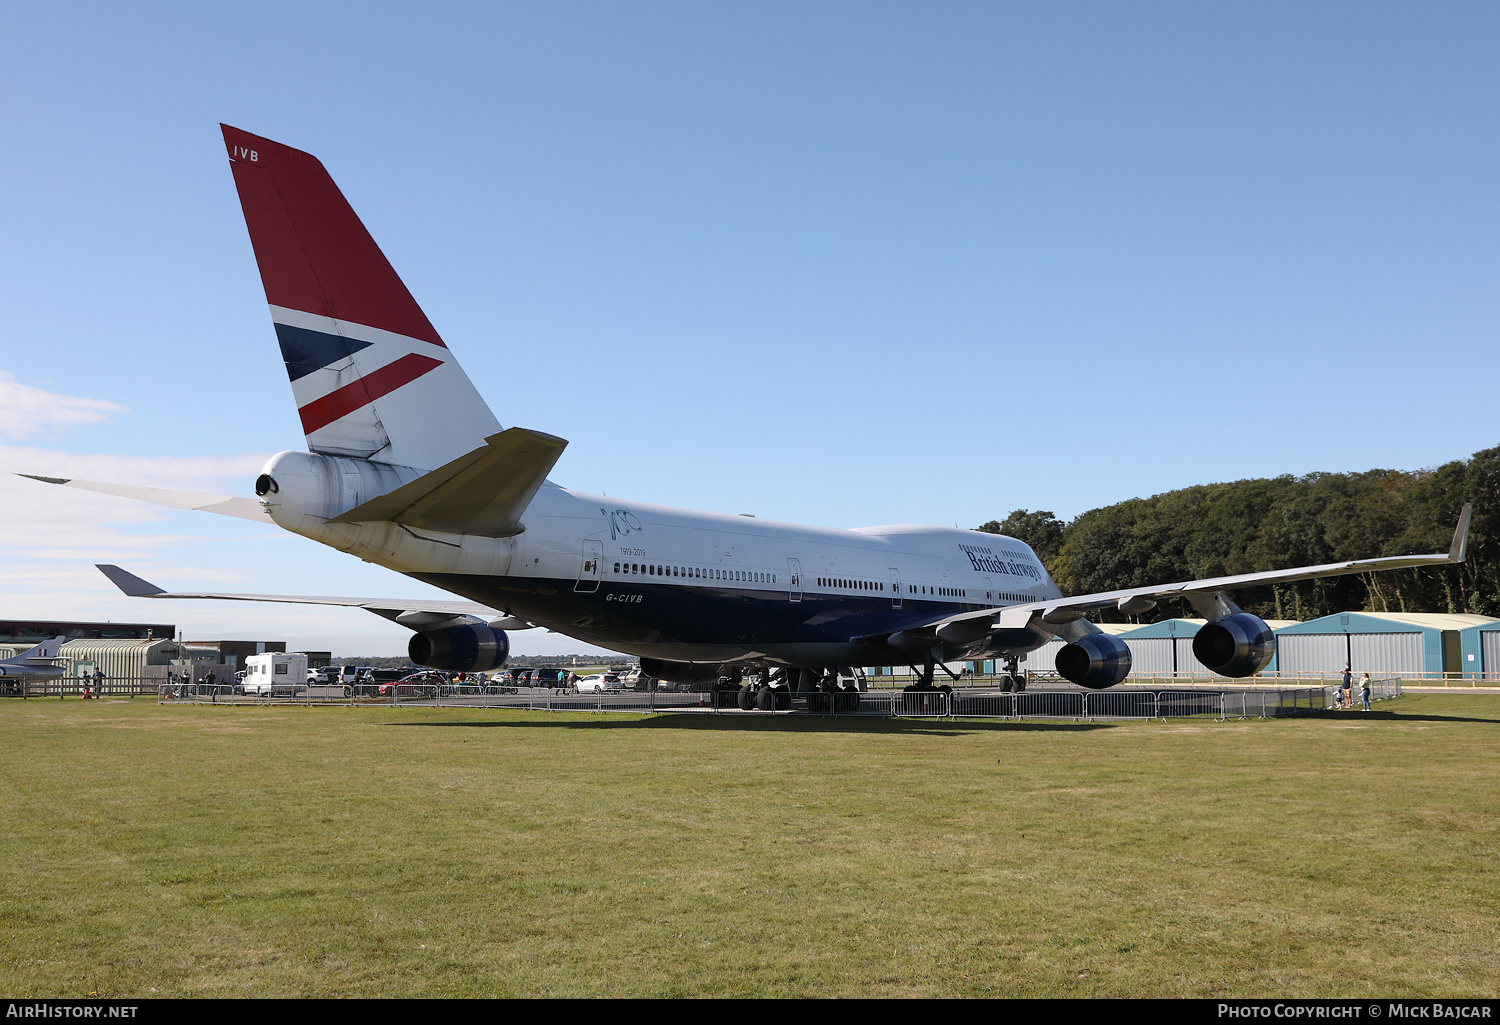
[0,694,1496,998]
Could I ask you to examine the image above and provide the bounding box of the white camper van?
[242,652,309,696]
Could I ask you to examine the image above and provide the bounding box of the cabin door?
[575,541,603,593]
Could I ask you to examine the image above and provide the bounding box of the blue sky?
[1,2,1495,655]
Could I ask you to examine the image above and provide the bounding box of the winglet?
[96,565,167,598]
[1449,503,1472,563]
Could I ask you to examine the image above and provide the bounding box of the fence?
[1,676,158,699]
[871,668,1498,689]
[141,675,1402,721]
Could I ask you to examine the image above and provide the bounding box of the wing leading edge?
[931,502,1473,637]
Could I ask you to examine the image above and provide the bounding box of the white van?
[242,652,309,695]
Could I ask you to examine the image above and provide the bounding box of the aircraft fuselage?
[262,458,1060,668]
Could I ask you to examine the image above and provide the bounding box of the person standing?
[1360,673,1372,711]
[1340,666,1353,709]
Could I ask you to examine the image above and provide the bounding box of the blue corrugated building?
[1457,621,1500,680]
[1273,612,1495,678]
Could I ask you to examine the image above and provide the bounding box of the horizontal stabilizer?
[328,427,567,537]
[95,565,499,622]
[17,475,274,523]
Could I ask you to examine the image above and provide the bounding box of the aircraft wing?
[17,475,273,523]
[95,564,504,623]
[925,502,1473,641]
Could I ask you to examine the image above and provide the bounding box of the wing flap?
[327,426,567,536]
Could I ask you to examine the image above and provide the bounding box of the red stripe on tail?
[222,124,446,348]
[296,354,444,435]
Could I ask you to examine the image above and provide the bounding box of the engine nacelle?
[1055,632,1132,689]
[1192,613,1275,678]
[639,658,723,687]
[408,625,510,673]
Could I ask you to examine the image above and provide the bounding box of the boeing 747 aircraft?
[25,126,1472,705]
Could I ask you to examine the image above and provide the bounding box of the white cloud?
[0,382,617,658]
[0,373,129,439]
[0,443,275,559]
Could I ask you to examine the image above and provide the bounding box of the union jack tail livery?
[222,125,500,471]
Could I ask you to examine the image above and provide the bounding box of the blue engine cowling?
[408,625,510,672]
[1055,633,1132,689]
[1191,613,1275,678]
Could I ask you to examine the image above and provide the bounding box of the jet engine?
[1055,633,1132,689]
[408,624,510,673]
[639,658,723,688]
[1191,613,1275,678]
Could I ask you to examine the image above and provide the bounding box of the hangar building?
[1273,612,1496,678]
[1457,621,1500,681]
[0,637,189,679]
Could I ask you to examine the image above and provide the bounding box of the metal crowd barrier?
[148,674,1406,722]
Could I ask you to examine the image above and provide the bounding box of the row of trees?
[977,446,1498,623]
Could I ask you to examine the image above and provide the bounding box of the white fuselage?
[258,449,1063,668]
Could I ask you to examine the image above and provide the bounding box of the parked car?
[379,671,448,698]
[619,668,659,691]
[574,672,622,694]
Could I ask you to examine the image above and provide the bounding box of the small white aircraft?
[0,636,69,681]
[24,126,1472,705]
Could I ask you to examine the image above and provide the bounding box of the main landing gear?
[997,655,1026,692]
[902,658,953,696]
[727,667,862,711]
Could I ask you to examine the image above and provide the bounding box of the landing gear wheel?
[738,685,755,711]
[756,687,776,711]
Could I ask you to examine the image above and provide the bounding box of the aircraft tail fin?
[221,125,500,471]
[5,636,67,663]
